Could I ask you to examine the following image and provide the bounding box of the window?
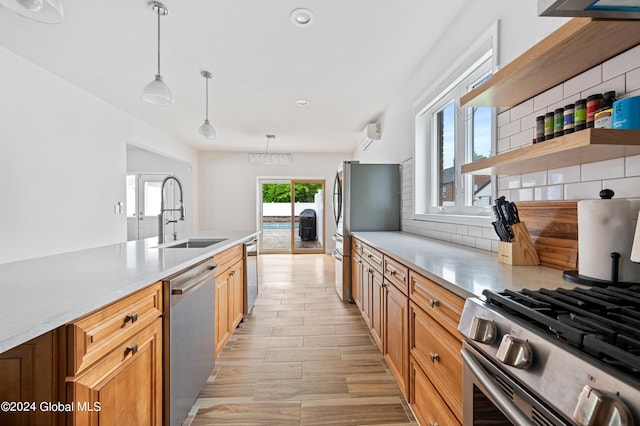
[414,27,497,219]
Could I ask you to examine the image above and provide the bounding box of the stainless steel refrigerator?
[332,161,401,301]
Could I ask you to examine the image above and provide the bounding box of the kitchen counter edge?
[351,231,579,300]
[0,230,258,354]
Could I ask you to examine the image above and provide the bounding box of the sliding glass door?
[259,179,325,254]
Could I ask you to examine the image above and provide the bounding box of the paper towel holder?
[563,252,635,287]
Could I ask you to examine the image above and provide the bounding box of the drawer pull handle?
[389,269,396,276]
[429,353,440,363]
[429,299,440,308]
[125,344,139,355]
[125,313,138,323]
[429,423,439,426]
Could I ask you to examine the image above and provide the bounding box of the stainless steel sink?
[165,238,227,248]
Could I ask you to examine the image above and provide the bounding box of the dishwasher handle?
[171,265,216,295]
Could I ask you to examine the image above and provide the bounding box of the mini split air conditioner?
[358,122,381,151]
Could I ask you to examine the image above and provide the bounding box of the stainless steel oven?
[458,286,640,426]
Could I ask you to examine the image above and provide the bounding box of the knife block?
[498,222,540,266]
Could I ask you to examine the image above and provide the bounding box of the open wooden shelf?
[460,18,640,108]
[461,129,640,176]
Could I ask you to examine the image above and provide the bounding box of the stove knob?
[496,334,532,369]
[469,316,497,344]
[573,385,634,426]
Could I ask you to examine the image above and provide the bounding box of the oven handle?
[461,347,533,426]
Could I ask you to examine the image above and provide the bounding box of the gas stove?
[458,285,640,425]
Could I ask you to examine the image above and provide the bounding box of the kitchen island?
[0,230,257,354]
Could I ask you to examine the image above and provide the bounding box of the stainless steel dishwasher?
[163,258,217,426]
[243,236,259,318]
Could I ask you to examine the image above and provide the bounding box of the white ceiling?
[0,0,467,153]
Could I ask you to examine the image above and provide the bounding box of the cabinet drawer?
[410,301,462,422]
[409,270,464,339]
[361,243,383,273]
[384,256,409,295]
[409,355,461,426]
[214,244,243,277]
[67,282,162,375]
[68,318,163,426]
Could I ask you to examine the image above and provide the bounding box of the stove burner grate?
[483,285,640,377]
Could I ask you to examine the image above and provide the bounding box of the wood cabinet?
[351,251,362,309]
[351,238,465,421]
[383,278,408,398]
[370,270,384,351]
[214,245,244,357]
[0,331,59,426]
[66,319,163,426]
[409,356,461,426]
[64,282,164,426]
[409,271,464,424]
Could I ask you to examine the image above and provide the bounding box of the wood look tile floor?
[184,254,418,426]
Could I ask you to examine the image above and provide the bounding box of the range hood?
[539,0,640,18]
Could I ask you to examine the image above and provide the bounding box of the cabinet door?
[370,270,384,352]
[0,332,58,426]
[384,281,408,398]
[351,254,362,309]
[215,273,231,357]
[361,265,372,328]
[230,260,244,331]
[68,319,162,426]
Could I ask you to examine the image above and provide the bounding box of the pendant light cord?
[205,77,209,120]
[156,9,161,75]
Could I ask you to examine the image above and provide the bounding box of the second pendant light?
[198,70,216,140]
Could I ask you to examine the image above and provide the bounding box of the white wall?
[0,45,197,264]
[198,152,348,251]
[355,1,567,166]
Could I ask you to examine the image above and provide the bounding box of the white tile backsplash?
[548,165,581,184]
[627,67,640,93]
[603,44,640,81]
[564,65,602,97]
[521,171,547,187]
[626,154,640,177]
[510,99,534,121]
[564,181,602,200]
[534,185,563,201]
[533,85,564,111]
[581,158,625,181]
[604,176,640,198]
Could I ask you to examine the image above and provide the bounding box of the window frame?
[413,23,499,224]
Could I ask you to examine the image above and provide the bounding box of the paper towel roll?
[578,198,640,282]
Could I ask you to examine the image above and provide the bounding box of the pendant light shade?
[198,70,217,140]
[143,74,174,106]
[0,0,63,23]
[142,1,174,106]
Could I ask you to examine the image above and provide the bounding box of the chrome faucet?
[158,175,185,244]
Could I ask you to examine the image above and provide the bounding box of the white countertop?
[0,230,257,354]
[352,231,581,299]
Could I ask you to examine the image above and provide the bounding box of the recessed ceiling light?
[290,8,314,27]
[296,99,310,106]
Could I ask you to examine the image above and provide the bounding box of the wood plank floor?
[185,254,418,426]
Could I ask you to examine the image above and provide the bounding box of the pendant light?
[0,0,63,23]
[197,70,217,139]
[142,1,174,106]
